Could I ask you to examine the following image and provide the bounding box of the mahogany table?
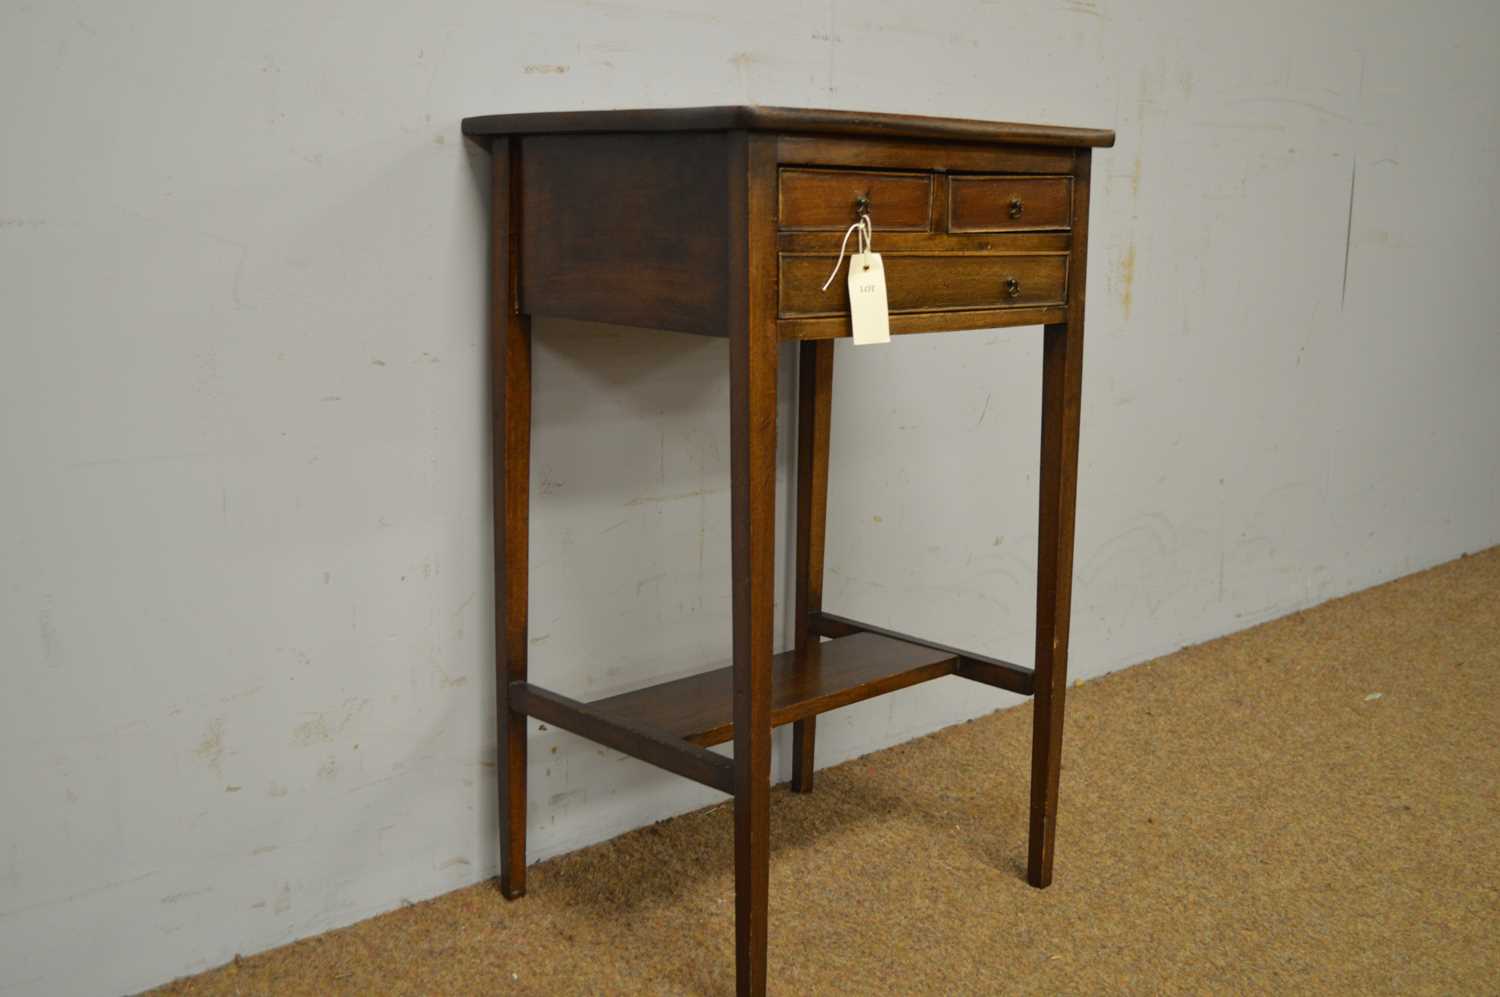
[461,106,1114,995]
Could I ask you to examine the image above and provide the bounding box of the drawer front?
[779,168,932,231]
[949,176,1072,232]
[779,253,1068,318]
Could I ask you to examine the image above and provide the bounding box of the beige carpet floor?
[154,547,1500,995]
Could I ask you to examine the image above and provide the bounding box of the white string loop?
[820,214,873,291]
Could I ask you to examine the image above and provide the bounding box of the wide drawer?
[779,252,1068,318]
[779,168,932,231]
[948,176,1073,232]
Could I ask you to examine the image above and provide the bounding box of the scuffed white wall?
[3,1,1499,993]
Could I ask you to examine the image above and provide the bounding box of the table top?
[461,105,1115,149]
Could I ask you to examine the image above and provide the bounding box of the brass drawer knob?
[854,194,870,219]
[1009,197,1024,219]
[1005,277,1021,299]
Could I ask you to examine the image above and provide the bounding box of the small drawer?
[948,176,1072,232]
[779,252,1067,317]
[779,169,932,231]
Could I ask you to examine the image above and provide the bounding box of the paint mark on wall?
[1119,243,1136,321]
[195,719,226,775]
[523,64,568,74]
[291,698,369,747]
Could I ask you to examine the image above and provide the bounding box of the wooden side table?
[462,106,1114,995]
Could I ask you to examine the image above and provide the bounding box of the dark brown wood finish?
[779,305,1068,341]
[809,612,1034,695]
[1028,149,1092,890]
[489,138,532,901]
[463,105,1116,149]
[780,251,1068,317]
[778,135,1076,175]
[778,230,1071,254]
[779,169,932,231]
[949,175,1074,232]
[727,130,779,997]
[520,133,729,336]
[790,339,835,792]
[469,107,1110,996]
[512,682,734,792]
[587,632,966,746]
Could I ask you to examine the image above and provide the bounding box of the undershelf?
[587,632,962,747]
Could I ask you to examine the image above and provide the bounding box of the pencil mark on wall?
[825,1,837,95]
[38,597,60,667]
[1058,0,1103,17]
[201,232,249,309]
[1340,160,1357,310]
[625,487,722,506]
[160,887,212,905]
[523,64,568,75]
[0,870,159,922]
[65,452,208,470]
[1231,96,1351,124]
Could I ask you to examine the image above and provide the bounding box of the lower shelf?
[588,632,959,747]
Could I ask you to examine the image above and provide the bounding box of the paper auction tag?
[847,252,890,346]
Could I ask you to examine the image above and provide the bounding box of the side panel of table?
[518,132,733,337]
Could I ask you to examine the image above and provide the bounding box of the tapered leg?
[791,339,834,793]
[1028,149,1091,889]
[728,131,777,997]
[1027,321,1082,888]
[491,138,532,900]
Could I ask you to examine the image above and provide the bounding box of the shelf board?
[588,632,960,748]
